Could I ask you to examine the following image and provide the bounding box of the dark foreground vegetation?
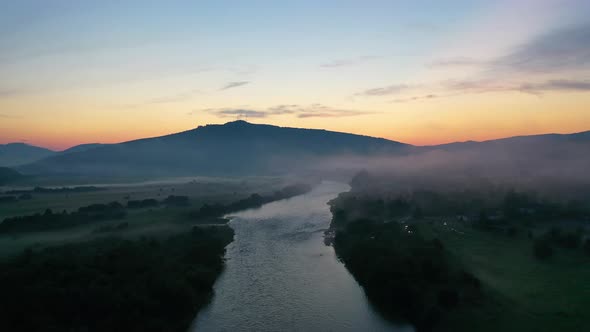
[331,202,482,331]
[0,183,312,234]
[0,179,313,331]
[4,186,105,195]
[0,226,233,332]
[330,171,590,331]
[0,202,127,234]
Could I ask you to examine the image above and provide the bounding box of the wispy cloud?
[118,89,202,108]
[494,23,590,73]
[391,94,439,103]
[387,78,590,103]
[146,89,201,104]
[377,23,590,103]
[0,113,22,119]
[427,57,486,68]
[0,88,35,98]
[220,81,250,90]
[202,104,373,119]
[427,24,590,74]
[357,84,412,97]
[210,109,268,118]
[519,79,590,93]
[320,55,381,68]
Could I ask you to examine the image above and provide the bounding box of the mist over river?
[191,181,413,332]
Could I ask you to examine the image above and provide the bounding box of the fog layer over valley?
[1,121,589,332]
[315,130,590,200]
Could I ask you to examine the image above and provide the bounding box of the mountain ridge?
[8,121,590,178]
[18,121,408,177]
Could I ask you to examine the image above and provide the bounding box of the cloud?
[519,79,590,93]
[146,89,201,104]
[426,24,590,74]
[220,81,250,90]
[357,84,412,97]
[203,104,373,119]
[370,76,590,104]
[391,94,439,103]
[0,88,35,98]
[441,79,513,94]
[441,78,590,95]
[293,104,370,118]
[209,109,268,118]
[427,57,486,68]
[0,113,22,119]
[389,23,590,103]
[494,23,590,73]
[296,110,367,118]
[320,55,381,68]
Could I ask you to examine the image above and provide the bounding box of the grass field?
[0,176,290,258]
[0,176,287,219]
[417,220,590,331]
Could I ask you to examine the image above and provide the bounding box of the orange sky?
[1,1,589,151]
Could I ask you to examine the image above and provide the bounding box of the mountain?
[419,130,590,163]
[16,122,590,179]
[61,143,105,154]
[19,121,409,177]
[0,142,108,167]
[0,143,56,167]
[0,167,23,185]
[423,130,590,151]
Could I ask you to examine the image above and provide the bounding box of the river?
[191,181,413,332]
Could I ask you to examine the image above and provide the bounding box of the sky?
[1,0,589,150]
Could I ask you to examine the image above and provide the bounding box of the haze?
[1,2,590,332]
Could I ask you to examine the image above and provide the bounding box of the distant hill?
[0,142,108,167]
[61,143,105,154]
[19,121,408,177]
[423,130,590,150]
[419,130,590,161]
[0,143,55,167]
[0,167,23,185]
[15,123,590,179]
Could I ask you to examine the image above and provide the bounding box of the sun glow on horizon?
[1,0,589,150]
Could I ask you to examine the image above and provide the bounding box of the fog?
[310,138,590,201]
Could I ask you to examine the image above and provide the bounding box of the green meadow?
[0,176,289,258]
[418,220,590,331]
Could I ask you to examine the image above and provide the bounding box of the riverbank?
[193,181,408,332]
[0,177,314,331]
[328,187,590,332]
[0,226,234,332]
[328,192,482,332]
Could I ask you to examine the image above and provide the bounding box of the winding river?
[191,181,412,332]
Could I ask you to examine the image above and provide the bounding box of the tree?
[533,239,553,260]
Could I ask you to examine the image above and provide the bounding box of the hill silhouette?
[0,143,55,167]
[14,123,590,179]
[18,121,408,177]
[0,167,23,185]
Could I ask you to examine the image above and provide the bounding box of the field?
[418,220,590,331]
[0,176,290,258]
[0,175,309,332]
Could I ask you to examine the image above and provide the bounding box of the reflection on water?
[191,181,413,332]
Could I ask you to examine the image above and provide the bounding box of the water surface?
[192,181,412,332]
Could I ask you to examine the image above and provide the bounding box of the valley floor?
[329,194,590,332]
[0,176,310,332]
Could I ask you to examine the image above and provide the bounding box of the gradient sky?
[1,0,589,150]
